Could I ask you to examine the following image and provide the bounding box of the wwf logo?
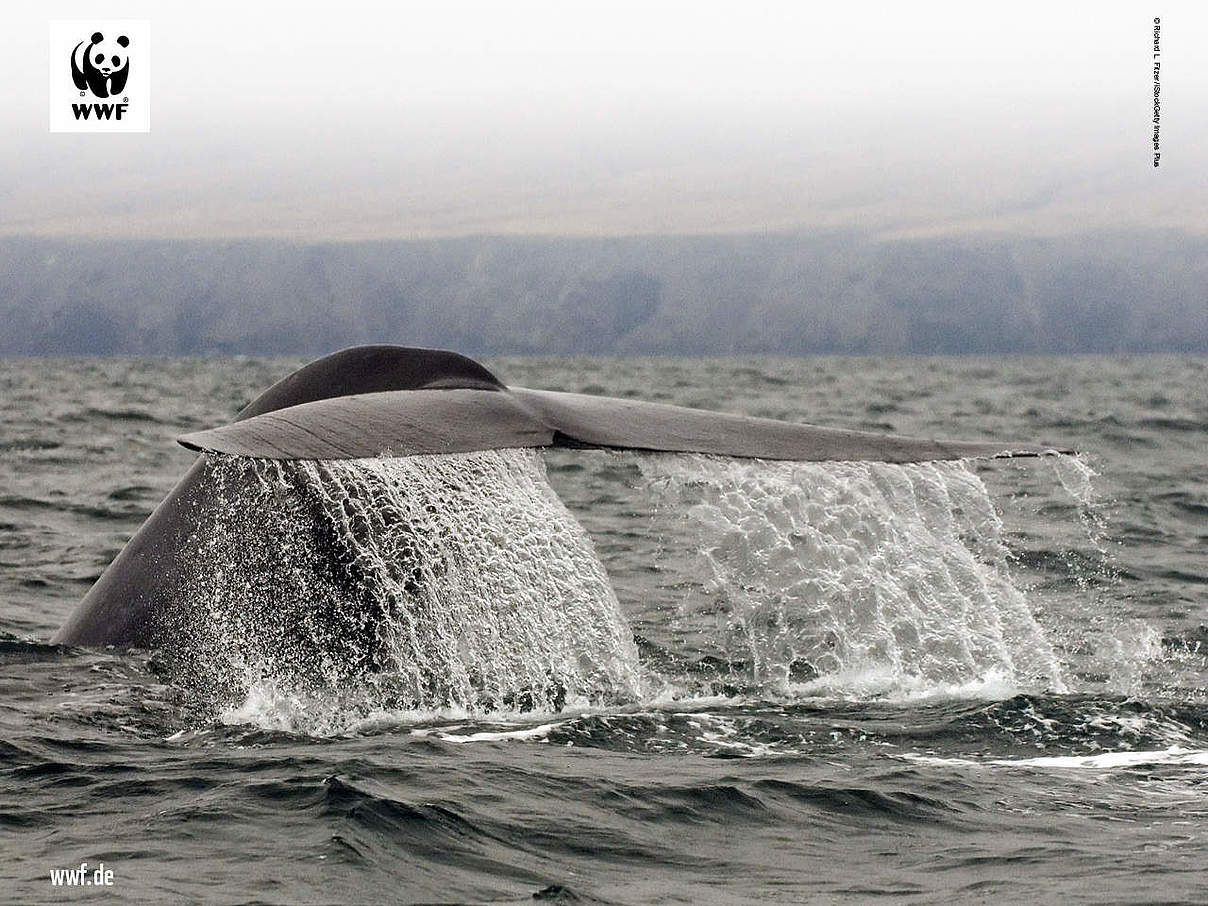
[50,19,149,132]
[70,31,130,99]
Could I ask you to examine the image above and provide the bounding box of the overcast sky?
[3,1,1206,240]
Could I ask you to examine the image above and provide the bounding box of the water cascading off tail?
[171,449,1069,730]
[172,450,644,723]
[639,455,1067,697]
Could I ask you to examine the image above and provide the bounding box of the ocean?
[1,354,1205,904]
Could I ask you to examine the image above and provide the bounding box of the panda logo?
[70,31,130,99]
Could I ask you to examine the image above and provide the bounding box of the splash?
[1042,453,1161,696]
[639,455,1067,698]
[163,445,1140,730]
[1049,453,1111,560]
[173,450,642,728]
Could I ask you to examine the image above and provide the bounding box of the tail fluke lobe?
[511,387,1055,462]
[179,346,1066,463]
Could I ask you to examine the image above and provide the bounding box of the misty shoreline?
[2,229,1205,356]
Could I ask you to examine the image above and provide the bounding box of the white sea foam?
[422,723,559,744]
[901,748,1208,771]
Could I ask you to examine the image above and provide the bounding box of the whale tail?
[54,345,1069,651]
[178,345,1065,463]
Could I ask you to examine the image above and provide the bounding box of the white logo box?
[50,20,151,133]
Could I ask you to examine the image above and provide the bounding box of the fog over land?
[2,2,1205,354]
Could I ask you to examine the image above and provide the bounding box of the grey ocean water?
[1,355,1206,904]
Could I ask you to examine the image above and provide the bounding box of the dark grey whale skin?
[52,346,1061,647]
[52,459,210,647]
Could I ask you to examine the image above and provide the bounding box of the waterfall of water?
[169,448,1123,731]
[639,455,1067,697]
[174,450,642,727]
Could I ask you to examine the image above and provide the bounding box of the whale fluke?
[179,346,1058,462]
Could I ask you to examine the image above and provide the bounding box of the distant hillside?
[1,231,1205,355]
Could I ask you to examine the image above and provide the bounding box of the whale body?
[53,345,1060,649]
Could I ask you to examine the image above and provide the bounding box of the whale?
[52,345,1062,649]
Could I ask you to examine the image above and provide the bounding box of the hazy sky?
[4,1,1206,240]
